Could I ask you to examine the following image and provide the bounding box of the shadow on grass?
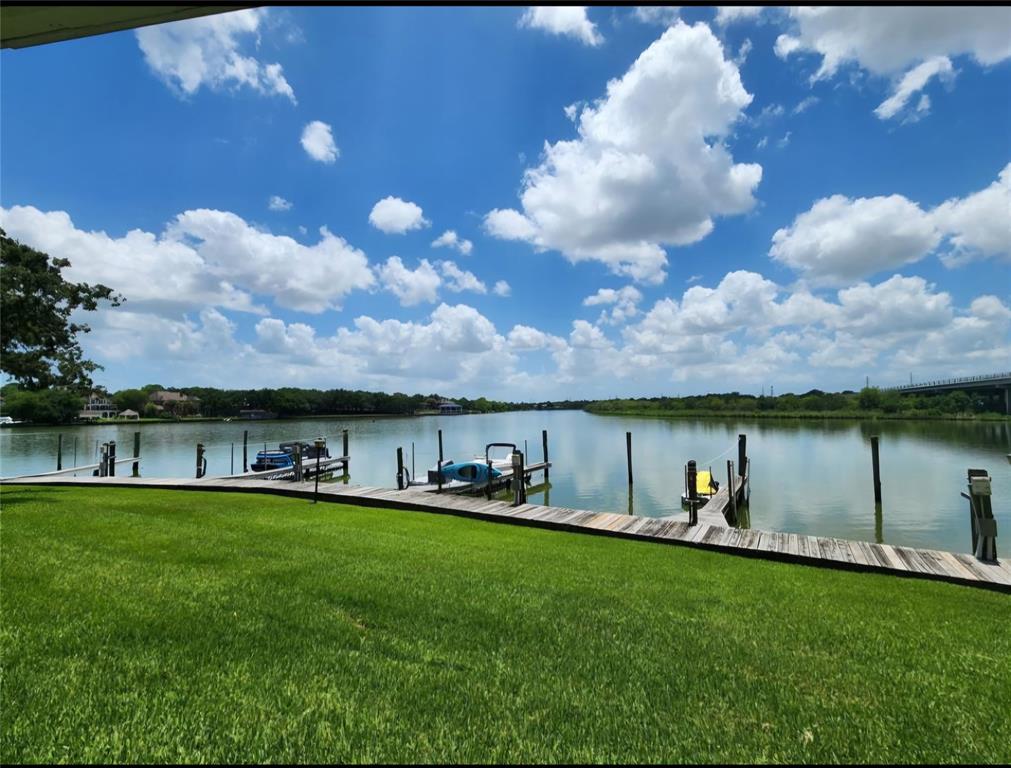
[0,487,75,507]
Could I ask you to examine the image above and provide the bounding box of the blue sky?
[2,6,1009,399]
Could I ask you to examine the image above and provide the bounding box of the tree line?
[586,387,1007,417]
[0,382,590,425]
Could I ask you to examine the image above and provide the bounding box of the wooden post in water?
[314,437,325,502]
[738,434,747,480]
[73,436,77,470]
[965,469,997,561]
[542,429,549,482]
[98,443,108,477]
[437,429,444,493]
[195,443,205,478]
[411,441,415,482]
[870,436,882,504]
[486,458,493,501]
[396,447,405,490]
[56,434,63,471]
[242,430,248,473]
[230,443,234,475]
[342,429,349,478]
[511,451,526,507]
[626,431,633,486]
[132,432,141,477]
[108,441,116,477]
[687,460,698,526]
[726,460,737,526]
[294,443,303,482]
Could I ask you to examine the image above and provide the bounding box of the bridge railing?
[885,371,1011,391]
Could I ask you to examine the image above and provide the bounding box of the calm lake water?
[2,410,1009,555]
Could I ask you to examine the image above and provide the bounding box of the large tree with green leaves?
[1,228,123,390]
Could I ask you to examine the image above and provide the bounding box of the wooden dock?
[3,474,1010,593]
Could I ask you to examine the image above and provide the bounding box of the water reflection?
[1,411,1008,554]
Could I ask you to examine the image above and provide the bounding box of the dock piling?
[687,460,698,526]
[871,436,882,504]
[727,460,737,526]
[965,469,997,561]
[512,451,526,506]
[738,434,747,479]
[132,432,140,477]
[56,434,63,471]
[342,429,349,478]
[230,443,234,475]
[242,430,248,473]
[542,430,549,481]
[396,447,406,490]
[314,437,325,502]
[73,436,77,471]
[108,441,116,477]
[626,431,633,486]
[195,443,206,479]
[437,429,444,493]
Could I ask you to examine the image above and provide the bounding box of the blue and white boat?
[251,441,330,472]
[409,442,517,490]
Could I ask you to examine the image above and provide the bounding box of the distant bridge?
[885,371,1011,414]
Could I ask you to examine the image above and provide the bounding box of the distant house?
[119,409,140,420]
[79,392,117,420]
[239,408,277,420]
[438,401,463,415]
[148,390,201,416]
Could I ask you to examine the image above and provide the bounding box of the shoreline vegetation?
[1,383,1007,426]
[585,387,1010,421]
[3,485,1009,763]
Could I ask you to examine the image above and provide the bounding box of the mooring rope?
[698,441,738,468]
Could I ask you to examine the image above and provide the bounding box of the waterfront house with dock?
[78,392,117,421]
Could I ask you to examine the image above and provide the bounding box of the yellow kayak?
[696,469,719,497]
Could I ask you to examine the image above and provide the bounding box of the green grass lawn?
[2,485,1009,764]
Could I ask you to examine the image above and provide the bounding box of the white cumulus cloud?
[136,8,296,102]
[439,261,486,294]
[0,205,375,316]
[484,22,762,284]
[774,7,1011,117]
[369,196,430,234]
[301,121,339,164]
[431,229,473,255]
[268,195,292,211]
[932,163,1011,264]
[770,194,940,284]
[520,7,603,46]
[376,256,442,307]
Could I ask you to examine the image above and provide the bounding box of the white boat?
[0,416,25,426]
